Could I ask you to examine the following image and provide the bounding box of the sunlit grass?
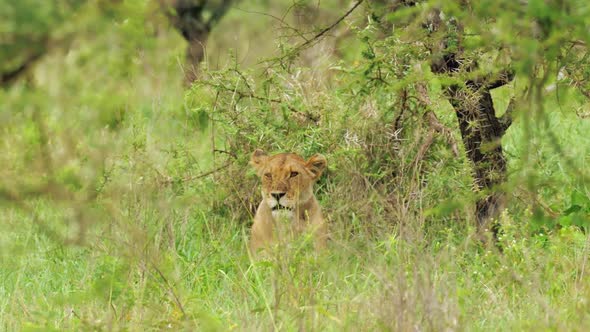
[2,205,590,330]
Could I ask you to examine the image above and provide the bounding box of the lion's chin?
[272,209,294,220]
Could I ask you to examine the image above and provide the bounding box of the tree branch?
[295,0,364,51]
[499,97,515,133]
[264,0,365,64]
[1,45,47,87]
[200,81,320,122]
[485,68,515,89]
[158,162,231,185]
[206,0,233,31]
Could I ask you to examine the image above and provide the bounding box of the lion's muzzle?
[268,191,293,211]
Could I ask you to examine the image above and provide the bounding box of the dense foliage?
[1,0,590,330]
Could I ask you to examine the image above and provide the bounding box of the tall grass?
[3,204,590,330]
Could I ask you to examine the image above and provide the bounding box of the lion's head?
[250,149,327,212]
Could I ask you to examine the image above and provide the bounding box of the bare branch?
[200,81,320,123]
[150,262,186,317]
[499,97,515,133]
[485,69,515,89]
[1,39,48,87]
[425,111,460,157]
[158,162,231,186]
[294,0,364,51]
[263,0,365,64]
[1,51,44,86]
[412,111,460,177]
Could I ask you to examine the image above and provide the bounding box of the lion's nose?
[271,192,286,201]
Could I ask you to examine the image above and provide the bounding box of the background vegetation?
[1,0,590,330]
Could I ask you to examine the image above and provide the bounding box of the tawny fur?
[249,149,327,253]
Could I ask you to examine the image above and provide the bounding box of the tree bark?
[428,15,513,236]
[166,0,233,83]
[444,80,509,231]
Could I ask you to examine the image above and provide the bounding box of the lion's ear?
[306,154,327,180]
[250,149,268,173]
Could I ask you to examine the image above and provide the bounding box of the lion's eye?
[264,173,272,180]
[290,171,299,178]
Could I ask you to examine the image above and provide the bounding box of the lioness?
[249,149,328,253]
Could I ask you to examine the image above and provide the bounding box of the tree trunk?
[183,30,208,83]
[429,16,513,237]
[166,0,232,83]
[445,82,508,231]
[171,0,210,83]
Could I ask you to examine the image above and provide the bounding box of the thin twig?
[234,7,309,42]
[293,0,364,51]
[150,262,186,317]
[211,91,220,168]
[201,81,320,122]
[499,97,515,133]
[159,163,231,185]
[261,0,364,64]
[213,149,237,159]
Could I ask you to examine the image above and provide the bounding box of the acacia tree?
[378,0,590,235]
[171,0,589,237]
[426,9,514,235]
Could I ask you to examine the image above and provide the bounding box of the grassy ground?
[2,1,590,331]
[3,205,590,331]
